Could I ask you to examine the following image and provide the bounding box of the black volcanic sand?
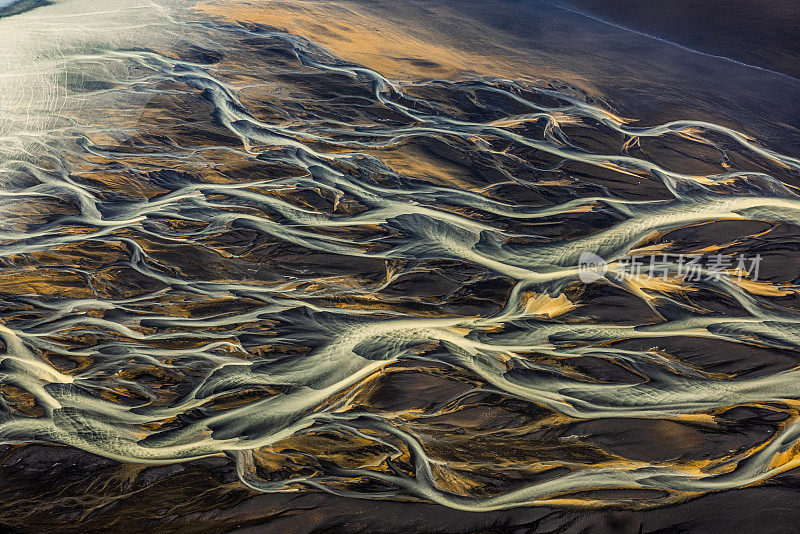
[357,0,800,153]
[0,1,799,533]
[553,0,800,79]
[0,0,52,18]
[4,445,800,534]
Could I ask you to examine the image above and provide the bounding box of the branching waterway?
[1,0,800,516]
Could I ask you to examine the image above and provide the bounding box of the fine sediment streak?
[1,1,800,511]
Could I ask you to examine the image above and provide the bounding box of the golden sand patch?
[522,292,577,317]
[732,277,794,297]
[194,0,594,86]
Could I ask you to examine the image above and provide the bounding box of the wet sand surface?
[200,0,800,151]
[0,0,799,532]
[6,444,800,533]
[553,0,800,79]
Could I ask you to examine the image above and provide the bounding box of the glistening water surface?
[1,0,800,531]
